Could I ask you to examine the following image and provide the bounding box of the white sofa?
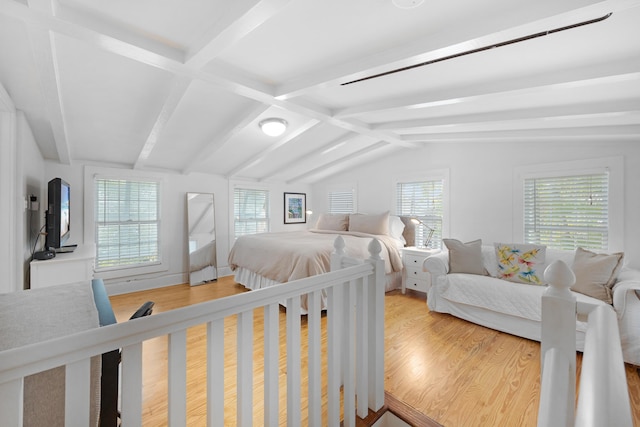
[423,244,640,366]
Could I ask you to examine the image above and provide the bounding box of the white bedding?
[228,229,403,284]
[189,239,217,271]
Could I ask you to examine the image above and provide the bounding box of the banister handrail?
[1,236,387,427]
[538,260,632,427]
[0,262,373,383]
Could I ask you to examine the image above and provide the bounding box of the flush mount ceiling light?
[392,0,425,9]
[259,118,288,137]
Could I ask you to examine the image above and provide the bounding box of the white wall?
[0,81,46,292]
[18,113,46,290]
[44,162,310,294]
[312,139,640,269]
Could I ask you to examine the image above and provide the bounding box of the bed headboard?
[399,216,415,247]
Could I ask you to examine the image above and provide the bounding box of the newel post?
[541,260,577,425]
[367,238,385,411]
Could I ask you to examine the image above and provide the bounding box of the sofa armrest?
[423,252,449,276]
[612,268,640,317]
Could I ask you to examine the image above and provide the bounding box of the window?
[95,178,160,270]
[524,173,609,251]
[234,187,269,238]
[396,179,444,249]
[328,189,355,214]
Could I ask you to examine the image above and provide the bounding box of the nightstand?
[402,246,440,295]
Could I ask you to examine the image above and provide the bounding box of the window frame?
[84,167,168,279]
[230,183,271,241]
[513,157,624,252]
[393,169,450,249]
[327,183,357,214]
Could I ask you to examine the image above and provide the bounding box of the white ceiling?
[1,0,639,183]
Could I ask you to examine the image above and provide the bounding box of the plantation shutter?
[95,178,160,269]
[524,173,609,250]
[234,188,269,238]
[396,180,444,249]
[328,190,354,214]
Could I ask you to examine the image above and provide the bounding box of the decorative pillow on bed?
[571,247,623,304]
[494,243,546,285]
[443,238,487,275]
[388,215,406,244]
[349,211,390,235]
[315,213,349,231]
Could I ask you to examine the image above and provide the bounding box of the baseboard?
[104,270,234,296]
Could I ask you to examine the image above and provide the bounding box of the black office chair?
[92,279,154,427]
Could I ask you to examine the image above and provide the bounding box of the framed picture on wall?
[284,192,306,224]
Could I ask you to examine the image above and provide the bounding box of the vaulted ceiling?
[1,0,639,183]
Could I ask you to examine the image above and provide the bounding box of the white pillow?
[349,211,390,235]
[388,215,406,243]
[315,213,349,231]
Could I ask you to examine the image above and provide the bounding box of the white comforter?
[228,229,403,283]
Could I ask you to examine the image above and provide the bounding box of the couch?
[423,241,640,366]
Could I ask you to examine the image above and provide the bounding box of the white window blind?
[396,180,444,249]
[95,178,160,270]
[234,188,269,238]
[524,173,609,250]
[328,190,355,214]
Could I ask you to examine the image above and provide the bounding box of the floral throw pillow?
[494,243,546,285]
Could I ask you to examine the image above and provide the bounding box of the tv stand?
[30,243,95,289]
[55,244,78,254]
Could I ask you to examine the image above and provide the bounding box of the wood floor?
[110,276,640,426]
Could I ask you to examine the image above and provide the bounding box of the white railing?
[538,260,632,427]
[0,236,386,426]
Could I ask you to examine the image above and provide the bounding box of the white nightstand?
[402,246,440,295]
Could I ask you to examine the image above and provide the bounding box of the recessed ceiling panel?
[146,79,259,171]
[55,33,175,165]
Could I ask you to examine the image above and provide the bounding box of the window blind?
[524,173,609,250]
[234,188,269,238]
[328,190,354,214]
[396,180,444,249]
[95,178,160,269]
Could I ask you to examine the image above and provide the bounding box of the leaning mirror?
[187,193,217,286]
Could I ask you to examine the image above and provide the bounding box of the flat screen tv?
[45,178,71,249]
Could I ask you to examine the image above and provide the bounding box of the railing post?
[540,260,576,427]
[366,238,385,411]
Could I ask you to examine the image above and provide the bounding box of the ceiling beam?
[402,124,640,142]
[335,63,640,119]
[0,0,419,151]
[54,2,184,63]
[26,0,71,164]
[134,76,192,169]
[182,103,270,175]
[186,0,292,69]
[285,141,389,184]
[226,119,320,178]
[374,99,640,131]
[274,0,639,100]
[259,131,360,181]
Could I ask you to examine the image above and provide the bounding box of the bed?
[228,212,414,311]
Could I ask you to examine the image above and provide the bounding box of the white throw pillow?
[388,215,406,243]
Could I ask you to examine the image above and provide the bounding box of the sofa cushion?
[444,238,487,275]
[494,243,546,285]
[571,247,624,304]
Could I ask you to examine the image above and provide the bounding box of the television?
[45,178,71,249]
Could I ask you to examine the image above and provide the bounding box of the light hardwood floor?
[110,277,640,426]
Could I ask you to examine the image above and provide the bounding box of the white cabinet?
[30,243,95,289]
[402,247,439,295]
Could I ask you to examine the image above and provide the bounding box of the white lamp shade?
[259,118,287,136]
